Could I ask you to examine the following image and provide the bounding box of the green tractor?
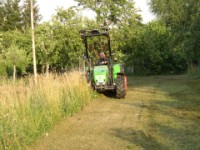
[80,28,127,98]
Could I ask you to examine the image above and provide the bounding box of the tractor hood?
[93,65,109,85]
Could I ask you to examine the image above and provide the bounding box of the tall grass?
[0,72,94,149]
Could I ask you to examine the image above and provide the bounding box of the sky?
[37,0,155,23]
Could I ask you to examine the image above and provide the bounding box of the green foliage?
[36,22,57,73]
[75,0,141,25]
[124,21,187,75]
[0,0,41,31]
[4,43,29,74]
[0,32,6,76]
[0,0,22,31]
[2,30,32,51]
[0,0,194,77]
[150,0,200,63]
[1,30,31,76]
[41,7,85,71]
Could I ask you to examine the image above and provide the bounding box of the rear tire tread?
[116,74,126,99]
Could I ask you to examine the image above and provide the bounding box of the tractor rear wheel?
[116,74,126,99]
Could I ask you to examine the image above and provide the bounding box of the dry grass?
[0,72,93,150]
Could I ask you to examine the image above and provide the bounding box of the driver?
[97,52,109,65]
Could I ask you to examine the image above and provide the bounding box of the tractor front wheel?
[116,74,126,99]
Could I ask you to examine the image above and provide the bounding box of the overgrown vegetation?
[0,0,199,78]
[0,72,93,149]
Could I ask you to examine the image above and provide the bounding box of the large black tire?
[116,74,126,99]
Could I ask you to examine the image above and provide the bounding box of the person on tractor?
[97,52,109,65]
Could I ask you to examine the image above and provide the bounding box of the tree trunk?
[42,65,45,74]
[46,62,49,76]
[13,65,16,83]
[45,49,49,76]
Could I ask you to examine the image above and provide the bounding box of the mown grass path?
[29,75,200,150]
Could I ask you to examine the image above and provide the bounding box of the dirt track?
[29,76,200,150]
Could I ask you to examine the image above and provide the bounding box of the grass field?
[30,75,200,150]
[0,72,93,150]
[126,75,200,150]
[1,74,200,150]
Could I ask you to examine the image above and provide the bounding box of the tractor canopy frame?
[79,28,113,61]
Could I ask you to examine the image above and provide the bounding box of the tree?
[1,30,32,76]
[4,43,29,82]
[50,7,84,71]
[0,0,41,30]
[120,20,187,75]
[32,8,85,73]
[36,23,56,75]
[149,0,200,65]
[74,0,141,26]
[1,0,22,31]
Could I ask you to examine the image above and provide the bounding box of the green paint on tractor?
[113,64,121,84]
[93,65,109,84]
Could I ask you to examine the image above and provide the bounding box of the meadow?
[0,72,93,149]
[29,75,200,150]
[125,75,200,149]
[1,73,200,150]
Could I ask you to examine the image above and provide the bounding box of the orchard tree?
[51,7,85,70]
[36,23,56,75]
[2,30,32,54]
[4,43,29,82]
[1,30,32,76]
